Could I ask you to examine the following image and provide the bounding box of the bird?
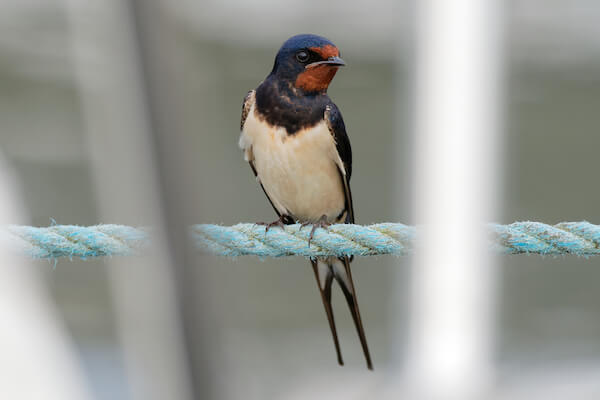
[238,34,373,370]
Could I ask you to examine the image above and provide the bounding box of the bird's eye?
[296,50,310,63]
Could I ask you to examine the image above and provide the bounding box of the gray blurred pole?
[65,1,195,399]
[406,0,502,399]
[0,153,91,400]
[124,2,223,398]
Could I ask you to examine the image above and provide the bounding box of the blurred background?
[1,0,600,398]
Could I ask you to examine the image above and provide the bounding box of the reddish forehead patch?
[308,44,339,59]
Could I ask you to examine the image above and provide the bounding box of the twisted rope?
[3,224,149,259]
[2,221,600,259]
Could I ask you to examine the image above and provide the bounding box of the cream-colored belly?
[240,110,345,223]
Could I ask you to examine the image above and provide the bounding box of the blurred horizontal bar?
[2,221,600,259]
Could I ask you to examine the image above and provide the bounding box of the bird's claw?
[255,217,287,234]
[300,215,330,247]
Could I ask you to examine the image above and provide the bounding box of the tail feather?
[332,257,373,370]
[311,258,344,366]
[311,257,373,370]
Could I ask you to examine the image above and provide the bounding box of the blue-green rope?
[3,221,600,259]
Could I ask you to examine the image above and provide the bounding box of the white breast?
[239,105,346,223]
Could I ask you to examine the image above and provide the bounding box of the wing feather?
[325,103,354,224]
[240,90,255,131]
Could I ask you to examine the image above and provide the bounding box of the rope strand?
[3,221,600,259]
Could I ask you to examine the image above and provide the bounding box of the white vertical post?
[0,154,92,400]
[408,0,501,398]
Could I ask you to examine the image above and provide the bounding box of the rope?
[2,221,600,259]
[3,224,149,259]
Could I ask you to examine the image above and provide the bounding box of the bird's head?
[269,34,345,94]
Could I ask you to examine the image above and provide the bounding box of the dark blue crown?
[270,34,337,79]
[278,34,335,53]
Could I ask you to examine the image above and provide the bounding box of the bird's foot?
[300,215,330,247]
[255,216,287,234]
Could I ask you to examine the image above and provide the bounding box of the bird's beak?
[306,56,346,69]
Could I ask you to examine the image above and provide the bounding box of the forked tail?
[310,256,373,370]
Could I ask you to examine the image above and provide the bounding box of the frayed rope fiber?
[3,221,600,259]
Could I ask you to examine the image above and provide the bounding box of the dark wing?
[325,103,354,224]
[240,90,254,131]
[324,106,372,368]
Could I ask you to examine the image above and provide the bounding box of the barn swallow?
[238,34,373,369]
